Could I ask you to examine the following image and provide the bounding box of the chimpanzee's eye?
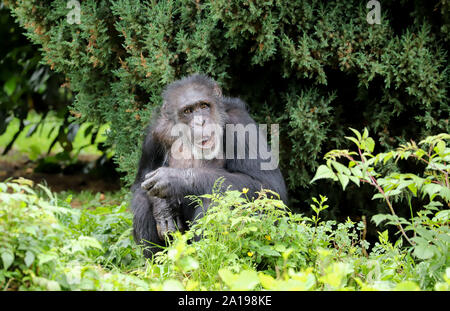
[183,107,193,114]
[200,102,210,109]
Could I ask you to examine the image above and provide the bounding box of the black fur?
[130,74,287,257]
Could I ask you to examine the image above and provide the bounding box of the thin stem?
[408,195,417,238]
[361,215,369,258]
[413,155,449,188]
[347,149,415,246]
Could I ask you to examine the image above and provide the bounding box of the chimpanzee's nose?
[194,117,205,127]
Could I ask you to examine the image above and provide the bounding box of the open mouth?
[195,136,215,149]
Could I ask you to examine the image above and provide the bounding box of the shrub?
[1,176,449,290]
[311,129,450,288]
[0,178,145,290]
[147,186,450,290]
[6,1,449,195]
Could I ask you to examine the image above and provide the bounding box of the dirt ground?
[0,151,121,193]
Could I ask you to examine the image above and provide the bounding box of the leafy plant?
[0,178,144,290]
[6,0,448,193]
[1,172,448,291]
[311,129,450,286]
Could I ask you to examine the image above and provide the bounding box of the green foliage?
[0,110,110,160]
[311,129,450,287]
[5,0,449,191]
[0,4,75,155]
[145,187,449,290]
[0,178,145,290]
[1,178,449,290]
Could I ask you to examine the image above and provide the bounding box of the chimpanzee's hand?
[141,167,191,199]
[152,198,184,240]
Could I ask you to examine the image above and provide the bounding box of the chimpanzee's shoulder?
[223,97,249,113]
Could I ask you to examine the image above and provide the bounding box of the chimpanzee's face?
[173,85,222,150]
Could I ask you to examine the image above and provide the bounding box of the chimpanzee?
[130,74,287,257]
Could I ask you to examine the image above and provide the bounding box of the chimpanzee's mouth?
[194,136,215,149]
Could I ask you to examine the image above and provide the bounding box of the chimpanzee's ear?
[213,83,222,97]
[161,100,169,114]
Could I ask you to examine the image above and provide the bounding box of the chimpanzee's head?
[157,74,226,155]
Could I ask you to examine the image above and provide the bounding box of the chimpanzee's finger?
[146,183,159,197]
[141,178,154,191]
[167,218,176,232]
[156,223,163,241]
[148,182,168,198]
[159,220,170,240]
[176,216,185,232]
[144,169,159,180]
[142,170,160,189]
[141,172,161,190]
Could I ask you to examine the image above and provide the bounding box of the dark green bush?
[0,4,112,165]
[7,0,449,198]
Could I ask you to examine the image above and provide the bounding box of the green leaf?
[414,227,434,241]
[345,136,360,148]
[336,173,349,190]
[219,269,259,290]
[38,253,58,265]
[24,251,35,268]
[274,244,287,252]
[46,280,61,291]
[1,251,14,270]
[37,184,55,201]
[258,245,281,257]
[362,128,369,139]
[4,76,17,96]
[371,193,385,200]
[413,244,434,260]
[179,256,199,272]
[331,161,351,175]
[350,166,363,178]
[422,183,443,200]
[259,273,276,289]
[434,141,445,154]
[319,262,353,289]
[162,279,184,291]
[233,270,259,290]
[365,137,375,153]
[348,175,360,187]
[371,214,389,226]
[439,186,450,201]
[349,128,362,141]
[434,210,450,222]
[414,149,427,159]
[383,151,395,164]
[385,188,402,197]
[407,183,418,196]
[219,268,237,287]
[310,165,336,183]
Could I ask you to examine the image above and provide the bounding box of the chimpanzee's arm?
[131,126,184,254]
[142,164,287,204]
[141,103,288,204]
[131,125,166,193]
